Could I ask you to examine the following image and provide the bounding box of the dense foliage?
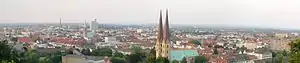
[194,56,207,63]
[289,39,300,63]
[0,40,67,63]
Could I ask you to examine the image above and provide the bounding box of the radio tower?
[60,17,62,29]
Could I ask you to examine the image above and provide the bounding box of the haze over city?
[1,0,300,29]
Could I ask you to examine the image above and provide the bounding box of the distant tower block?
[90,18,99,32]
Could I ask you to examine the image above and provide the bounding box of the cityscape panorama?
[1,0,300,63]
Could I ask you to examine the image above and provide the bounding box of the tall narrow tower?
[162,9,170,58]
[60,17,62,28]
[83,20,88,37]
[155,9,171,59]
[155,10,163,58]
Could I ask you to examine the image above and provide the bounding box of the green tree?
[1,60,15,63]
[172,60,179,63]
[127,46,147,63]
[181,57,187,63]
[142,47,156,63]
[289,39,300,63]
[194,56,207,63]
[113,51,125,58]
[0,40,13,61]
[38,57,53,63]
[111,57,127,63]
[92,47,113,56]
[81,48,92,55]
[155,57,169,63]
[20,50,39,63]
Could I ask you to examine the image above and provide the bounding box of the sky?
[1,0,300,29]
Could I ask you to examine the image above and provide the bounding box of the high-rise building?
[155,9,171,59]
[90,18,98,32]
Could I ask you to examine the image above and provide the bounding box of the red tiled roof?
[50,37,85,45]
[18,37,31,43]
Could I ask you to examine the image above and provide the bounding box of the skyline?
[1,0,300,29]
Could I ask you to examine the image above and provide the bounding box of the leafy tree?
[127,46,147,63]
[289,39,300,63]
[113,51,125,58]
[1,60,15,63]
[213,48,218,55]
[127,54,144,63]
[38,57,52,63]
[181,57,187,63]
[194,56,207,63]
[0,40,13,61]
[111,57,127,63]
[0,40,66,63]
[172,60,179,63]
[92,47,113,56]
[81,48,92,55]
[11,37,18,42]
[150,47,156,56]
[142,55,156,63]
[155,57,169,63]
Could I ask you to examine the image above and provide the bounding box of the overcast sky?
[1,0,300,29]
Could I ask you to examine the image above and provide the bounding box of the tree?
[172,60,179,63]
[111,57,127,63]
[155,57,169,63]
[194,56,207,63]
[1,60,15,63]
[127,46,147,63]
[127,54,144,63]
[11,37,18,42]
[38,57,53,63]
[81,48,92,55]
[113,51,125,58]
[289,38,300,63]
[0,40,13,61]
[213,48,218,55]
[92,47,113,56]
[181,57,187,63]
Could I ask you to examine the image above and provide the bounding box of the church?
[155,9,171,59]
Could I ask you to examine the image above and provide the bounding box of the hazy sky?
[1,0,300,29]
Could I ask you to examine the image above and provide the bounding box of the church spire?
[163,9,169,42]
[157,10,163,42]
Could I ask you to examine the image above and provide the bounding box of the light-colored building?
[270,40,290,51]
[275,33,288,38]
[90,18,99,32]
[244,42,258,50]
[62,55,109,63]
[104,37,118,43]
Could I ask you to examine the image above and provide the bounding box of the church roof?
[170,50,199,61]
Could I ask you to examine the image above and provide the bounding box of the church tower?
[155,10,163,58]
[155,9,171,59]
[162,9,170,58]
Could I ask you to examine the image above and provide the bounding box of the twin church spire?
[155,9,170,59]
